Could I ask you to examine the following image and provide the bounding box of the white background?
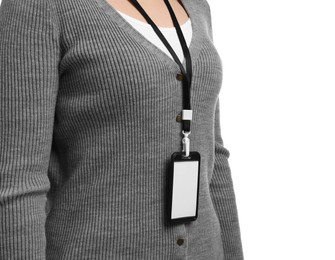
[208,0,335,259]
[1,0,334,259]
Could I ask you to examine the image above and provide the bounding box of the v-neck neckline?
[95,0,201,72]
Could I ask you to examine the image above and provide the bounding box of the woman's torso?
[46,0,224,259]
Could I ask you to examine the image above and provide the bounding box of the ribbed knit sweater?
[0,0,244,259]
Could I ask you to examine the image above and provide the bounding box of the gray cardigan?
[0,0,244,259]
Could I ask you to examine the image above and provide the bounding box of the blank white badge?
[171,160,199,219]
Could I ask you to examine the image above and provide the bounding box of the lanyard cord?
[128,0,193,133]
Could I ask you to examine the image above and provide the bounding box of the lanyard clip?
[182,130,191,157]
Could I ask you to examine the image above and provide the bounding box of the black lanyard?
[128,0,193,133]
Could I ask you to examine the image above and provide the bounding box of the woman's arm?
[210,97,244,260]
[0,0,60,258]
[201,0,244,258]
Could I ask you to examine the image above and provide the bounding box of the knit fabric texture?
[0,0,244,259]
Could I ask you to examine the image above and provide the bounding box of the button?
[176,73,184,81]
[176,238,184,246]
[176,114,182,122]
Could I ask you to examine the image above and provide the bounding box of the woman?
[0,0,244,259]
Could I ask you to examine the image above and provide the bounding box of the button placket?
[171,223,188,259]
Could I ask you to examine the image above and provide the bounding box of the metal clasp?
[182,130,191,157]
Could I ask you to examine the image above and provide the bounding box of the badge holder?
[165,110,201,224]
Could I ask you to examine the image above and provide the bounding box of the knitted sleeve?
[210,97,244,259]
[0,0,60,259]
[201,0,244,257]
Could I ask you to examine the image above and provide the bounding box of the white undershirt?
[116,10,192,62]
